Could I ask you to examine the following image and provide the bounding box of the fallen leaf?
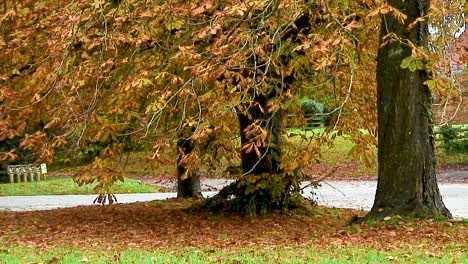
[424,251,440,257]
[46,256,60,264]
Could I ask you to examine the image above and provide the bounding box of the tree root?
[349,205,453,225]
[202,176,304,215]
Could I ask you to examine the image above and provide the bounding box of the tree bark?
[176,137,202,198]
[368,0,451,218]
[238,93,282,175]
[205,92,290,214]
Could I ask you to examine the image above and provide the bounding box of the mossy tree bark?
[368,0,451,219]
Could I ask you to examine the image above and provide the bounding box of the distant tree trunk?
[176,137,202,198]
[238,93,282,175]
[367,0,451,218]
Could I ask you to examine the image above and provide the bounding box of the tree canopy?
[0,0,465,215]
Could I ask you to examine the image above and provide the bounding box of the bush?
[300,98,332,127]
[439,126,468,154]
[301,99,324,115]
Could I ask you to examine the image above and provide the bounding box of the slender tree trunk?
[368,0,451,218]
[176,137,202,198]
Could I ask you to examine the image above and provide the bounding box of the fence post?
[7,166,14,183]
[21,166,28,182]
[28,166,34,181]
[15,167,21,182]
[40,163,48,180]
[35,165,41,180]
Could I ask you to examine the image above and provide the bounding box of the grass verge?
[0,177,159,196]
[1,245,467,263]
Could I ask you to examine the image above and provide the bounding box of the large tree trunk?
[206,91,294,214]
[368,0,451,218]
[238,93,282,175]
[176,137,202,198]
[226,92,292,209]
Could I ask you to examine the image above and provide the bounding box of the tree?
[201,1,378,214]
[365,0,452,219]
[176,136,202,198]
[1,0,377,209]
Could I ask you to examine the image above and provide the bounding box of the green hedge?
[438,125,468,154]
[300,98,332,126]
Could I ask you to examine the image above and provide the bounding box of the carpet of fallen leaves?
[0,199,467,252]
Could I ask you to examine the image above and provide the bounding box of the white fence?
[6,164,48,183]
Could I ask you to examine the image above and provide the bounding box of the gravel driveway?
[1,180,467,218]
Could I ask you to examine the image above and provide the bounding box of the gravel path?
[1,180,467,218]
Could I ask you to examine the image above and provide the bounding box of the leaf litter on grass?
[0,199,466,254]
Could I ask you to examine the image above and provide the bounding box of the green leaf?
[423,80,436,89]
[400,57,413,69]
[408,61,417,72]
[416,59,424,70]
[166,19,185,30]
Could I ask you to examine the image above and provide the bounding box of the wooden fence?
[287,114,326,129]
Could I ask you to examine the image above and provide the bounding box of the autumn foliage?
[0,0,465,212]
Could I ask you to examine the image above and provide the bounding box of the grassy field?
[1,246,467,263]
[0,177,159,196]
[319,134,466,172]
[287,127,466,178]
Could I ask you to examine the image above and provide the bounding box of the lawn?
[314,132,467,173]
[97,126,465,182]
[0,199,466,263]
[1,246,467,263]
[287,127,467,179]
[0,177,159,196]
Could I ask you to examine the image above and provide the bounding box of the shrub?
[300,98,333,127]
[301,99,324,115]
[439,125,468,154]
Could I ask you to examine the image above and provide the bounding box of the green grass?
[0,177,159,196]
[287,128,357,162]
[287,127,467,170]
[0,246,466,264]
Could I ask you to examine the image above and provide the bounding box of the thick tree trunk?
[205,92,291,214]
[368,0,451,218]
[238,93,282,175]
[176,137,202,198]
